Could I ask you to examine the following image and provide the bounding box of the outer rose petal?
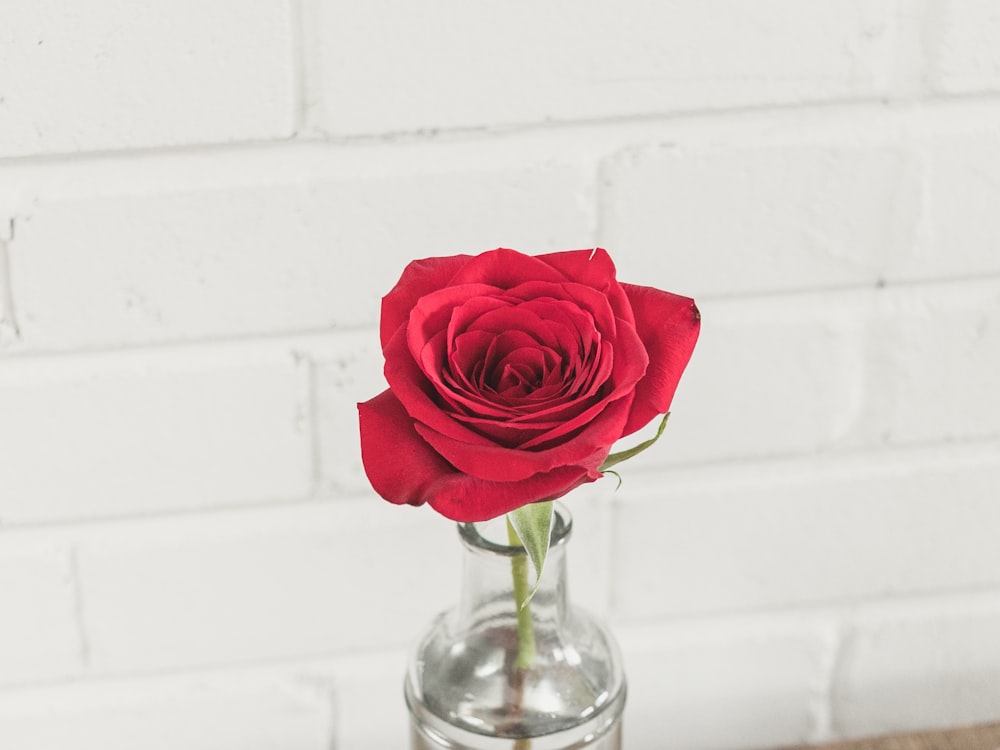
[380,255,473,348]
[448,248,567,288]
[428,466,598,522]
[619,283,701,436]
[358,390,456,507]
[413,392,629,481]
[536,248,635,326]
[358,389,598,522]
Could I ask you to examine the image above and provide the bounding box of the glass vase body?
[405,505,625,750]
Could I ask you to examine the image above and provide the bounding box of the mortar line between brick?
[69,547,92,671]
[0,642,409,696]
[288,0,310,136]
[0,218,21,342]
[0,491,353,534]
[327,687,340,750]
[808,622,844,744]
[0,325,372,365]
[697,270,1000,303]
[307,357,323,495]
[238,90,1000,145]
[6,91,1000,167]
[824,620,857,738]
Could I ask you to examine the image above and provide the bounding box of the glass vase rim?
[457,501,572,557]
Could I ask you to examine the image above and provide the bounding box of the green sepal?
[599,412,670,472]
[506,500,554,610]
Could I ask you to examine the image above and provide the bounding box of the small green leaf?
[604,469,623,490]
[506,500,554,609]
[599,412,670,472]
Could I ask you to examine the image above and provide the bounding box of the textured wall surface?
[2,2,999,749]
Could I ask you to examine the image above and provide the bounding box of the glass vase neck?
[455,509,571,630]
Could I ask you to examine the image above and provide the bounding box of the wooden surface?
[792,724,1000,750]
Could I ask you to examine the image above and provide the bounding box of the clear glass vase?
[405,504,626,750]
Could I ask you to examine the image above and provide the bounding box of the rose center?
[484,343,566,401]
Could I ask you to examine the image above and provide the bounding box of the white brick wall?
[2,2,1000,749]
[833,594,1000,735]
[75,499,458,674]
[601,143,917,296]
[611,445,1000,621]
[0,667,333,750]
[621,618,833,750]
[7,157,592,349]
[0,345,311,523]
[0,538,80,688]
[925,0,1000,95]
[0,1,296,158]
[314,0,894,135]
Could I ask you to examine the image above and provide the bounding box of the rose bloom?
[358,248,699,522]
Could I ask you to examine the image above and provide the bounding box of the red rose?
[358,248,699,522]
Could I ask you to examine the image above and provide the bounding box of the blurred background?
[1,1,999,749]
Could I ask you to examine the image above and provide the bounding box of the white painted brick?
[329,650,409,750]
[926,0,1000,95]
[600,143,918,298]
[887,1,934,99]
[833,594,1000,736]
[9,164,592,350]
[76,499,458,673]
[0,1,295,157]
[315,0,892,135]
[630,291,869,468]
[0,668,332,750]
[0,346,310,524]
[619,618,830,750]
[872,281,1000,444]
[0,537,81,687]
[611,443,1000,621]
[899,135,1000,280]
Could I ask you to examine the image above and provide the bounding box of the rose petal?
[408,283,502,363]
[358,390,458,507]
[384,326,501,446]
[414,393,631,480]
[447,395,602,445]
[493,346,550,396]
[536,248,635,326]
[619,284,701,436]
[358,389,599,523]
[428,466,598,522]
[381,255,473,348]
[448,248,567,288]
[506,280,618,340]
[447,294,514,343]
[517,387,631,450]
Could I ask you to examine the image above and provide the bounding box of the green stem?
[506,516,536,671]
